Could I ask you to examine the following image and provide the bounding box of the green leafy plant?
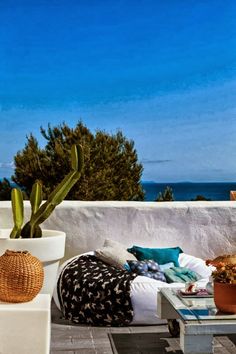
[10,144,83,239]
[206,256,236,284]
[210,263,236,284]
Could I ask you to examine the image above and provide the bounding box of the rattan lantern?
[0,250,44,303]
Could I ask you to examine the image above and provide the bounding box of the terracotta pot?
[214,282,236,313]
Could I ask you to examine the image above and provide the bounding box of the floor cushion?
[53,251,211,325]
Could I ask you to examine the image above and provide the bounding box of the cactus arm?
[21,222,42,239]
[29,170,81,228]
[30,180,42,216]
[47,145,83,202]
[10,226,21,239]
[44,144,83,204]
[71,144,83,171]
[21,144,83,238]
[10,188,24,239]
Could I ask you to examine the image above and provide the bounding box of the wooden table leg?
[167,319,180,337]
[179,321,213,354]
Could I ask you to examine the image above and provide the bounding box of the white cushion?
[130,276,184,324]
[178,253,213,279]
[95,239,137,269]
[130,251,213,325]
[130,275,209,325]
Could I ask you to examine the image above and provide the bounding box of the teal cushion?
[127,246,183,267]
[164,267,201,283]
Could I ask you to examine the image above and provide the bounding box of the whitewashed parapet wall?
[0,201,236,262]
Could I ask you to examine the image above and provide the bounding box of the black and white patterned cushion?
[57,255,138,326]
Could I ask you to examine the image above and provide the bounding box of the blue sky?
[0,0,236,181]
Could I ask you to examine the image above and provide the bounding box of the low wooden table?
[157,288,236,354]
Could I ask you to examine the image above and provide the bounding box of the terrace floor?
[51,301,236,354]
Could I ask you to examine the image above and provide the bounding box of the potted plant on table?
[206,255,236,313]
[0,144,83,296]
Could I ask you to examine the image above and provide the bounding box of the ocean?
[1,178,236,201]
[142,182,236,201]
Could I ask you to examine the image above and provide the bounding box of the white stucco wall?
[0,201,236,262]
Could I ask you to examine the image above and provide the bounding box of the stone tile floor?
[51,300,236,354]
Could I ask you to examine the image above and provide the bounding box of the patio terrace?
[0,201,236,353]
[51,300,236,353]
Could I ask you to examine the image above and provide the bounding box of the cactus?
[10,188,24,239]
[30,180,43,216]
[10,144,83,239]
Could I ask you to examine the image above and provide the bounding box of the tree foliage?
[156,186,174,201]
[12,122,144,201]
[0,178,28,201]
[0,178,12,200]
[191,194,211,201]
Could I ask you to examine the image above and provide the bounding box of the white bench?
[0,294,51,354]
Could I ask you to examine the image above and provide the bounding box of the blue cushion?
[159,262,175,271]
[127,246,183,267]
[146,271,166,282]
[128,260,160,273]
[145,259,161,272]
[123,262,131,271]
[127,260,166,282]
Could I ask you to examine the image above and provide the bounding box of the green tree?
[0,178,12,200]
[0,178,28,201]
[12,122,144,201]
[156,186,174,201]
[191,195,211,201]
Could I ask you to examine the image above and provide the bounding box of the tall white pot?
[0,229,66,297]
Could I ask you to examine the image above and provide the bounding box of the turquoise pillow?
[127,246,183,267]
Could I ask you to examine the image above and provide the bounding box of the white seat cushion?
[178,253,213,279]
[130,253,212,324]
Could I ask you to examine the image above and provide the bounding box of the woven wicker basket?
[0,250,44,303]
